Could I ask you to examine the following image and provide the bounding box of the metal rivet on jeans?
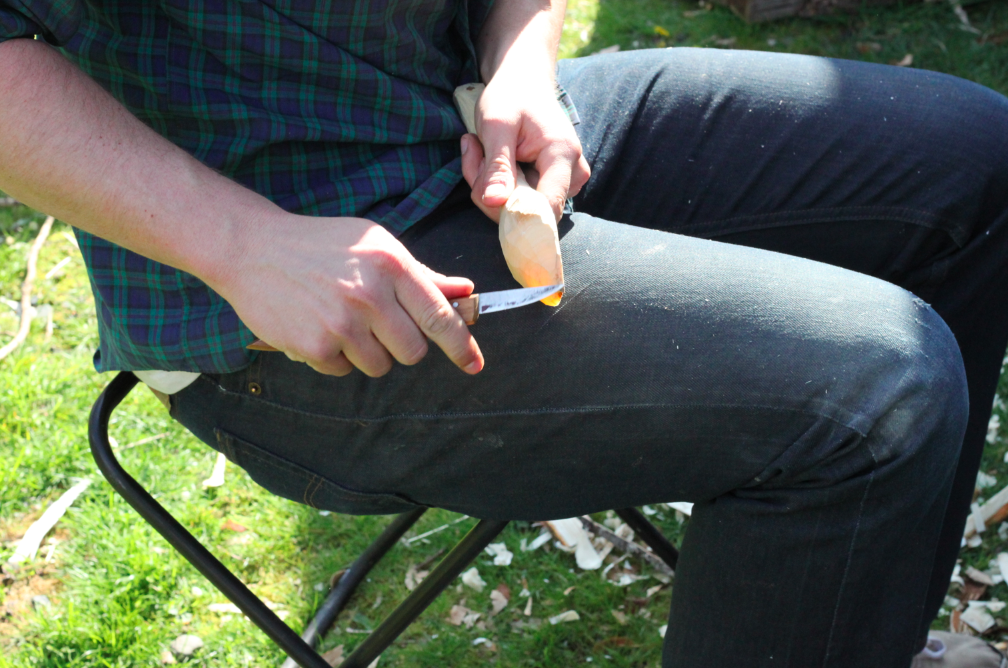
[248,382,262,396]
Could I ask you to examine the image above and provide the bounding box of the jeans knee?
[867,296,967,475]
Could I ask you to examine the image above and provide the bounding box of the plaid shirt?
[0,0,493,372]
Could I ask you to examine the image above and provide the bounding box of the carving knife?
[246,283,563,351]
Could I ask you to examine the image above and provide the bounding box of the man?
[1,0,1007,665]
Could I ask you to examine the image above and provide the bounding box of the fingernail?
[460,136,468,155]
[484,183,506,199]
[465,359,483,374]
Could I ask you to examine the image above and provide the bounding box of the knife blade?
[246,283,563,351]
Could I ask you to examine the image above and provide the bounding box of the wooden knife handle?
[247,294,481,352]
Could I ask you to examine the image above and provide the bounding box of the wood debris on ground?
[447,602,481,628]
[201,452,227,488]
[169,634,203,658]
[404,563,429,592]
[579,516,675,579]
[523,596,533,616]
[483,542,513,566]
[964,483,1008,539]
[0,215,54,361]
[520,530,551,552]
[490,584,510,616]
[548,610,580,625]
[460,567,486,592]
[891,54,914,67]
[7,479,90,565]
[543,518,603,570]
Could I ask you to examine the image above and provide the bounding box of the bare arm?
[0,38,483,376]
[461,0,590,221]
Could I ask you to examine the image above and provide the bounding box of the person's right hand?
[213,213,484,377]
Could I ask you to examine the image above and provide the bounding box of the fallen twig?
[403,515,470,545]
[0,215,55,361]
[7,479,91,564]
[579,516,674,578]
[115,432,168,451]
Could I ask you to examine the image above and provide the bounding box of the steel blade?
[478,284,563,314]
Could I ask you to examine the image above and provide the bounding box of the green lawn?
[3,1,1008,666]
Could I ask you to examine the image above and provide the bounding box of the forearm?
[0,38,280,291]
[477,0,566,84]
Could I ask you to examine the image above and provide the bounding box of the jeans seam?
[210,383,872,438]
[822,460,877,665]
[676,206,965,246]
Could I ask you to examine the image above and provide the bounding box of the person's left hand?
[459,65,590,223]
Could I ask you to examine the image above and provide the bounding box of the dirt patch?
[1,510,71,647]
[0,562,62,645]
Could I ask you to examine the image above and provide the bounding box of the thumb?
[478,119,519,208]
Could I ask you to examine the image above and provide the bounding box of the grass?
[2,0,1008,665]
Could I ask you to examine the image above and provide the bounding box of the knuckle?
[363,357,394,378]
[418,301,456,337]
[399,338,429,366]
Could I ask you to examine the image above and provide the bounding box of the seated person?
[2,0,1007,665]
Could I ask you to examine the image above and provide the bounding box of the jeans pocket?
[214,428,420,516]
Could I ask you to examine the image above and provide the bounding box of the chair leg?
[340,518,509,668]
[280,507,427,668]
[89,372,330,668]
[615,507,679,570]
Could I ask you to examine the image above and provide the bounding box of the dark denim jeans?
[172,49,1008,666]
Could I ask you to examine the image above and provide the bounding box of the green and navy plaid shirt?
[0,0,495,372]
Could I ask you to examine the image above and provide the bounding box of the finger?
[421,265,474,300]
[460,135,500,223]
[307,351,355,377]
[569,154,591,199]
[341,328,396,377]
[477,116,519,208]
[535,149,575,222]
[370,308,429,366]
[395,270,484,374]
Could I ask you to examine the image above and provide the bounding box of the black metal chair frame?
[88,371,680,668]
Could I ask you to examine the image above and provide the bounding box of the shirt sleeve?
[0,0,83,46]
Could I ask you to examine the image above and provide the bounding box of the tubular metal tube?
[88,372,330,668]
[280,507,427,668]
[615,507,679,570]
[341,518,509,668]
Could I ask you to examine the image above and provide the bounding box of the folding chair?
[88,371,680,668]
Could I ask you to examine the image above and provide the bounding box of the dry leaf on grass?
[891,54,914,67]
[321,645,344,666]
[220,519,247,532]
[611,610,628,625]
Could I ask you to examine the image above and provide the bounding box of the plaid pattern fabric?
[0,0,483,372]
[0,0,578,373]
